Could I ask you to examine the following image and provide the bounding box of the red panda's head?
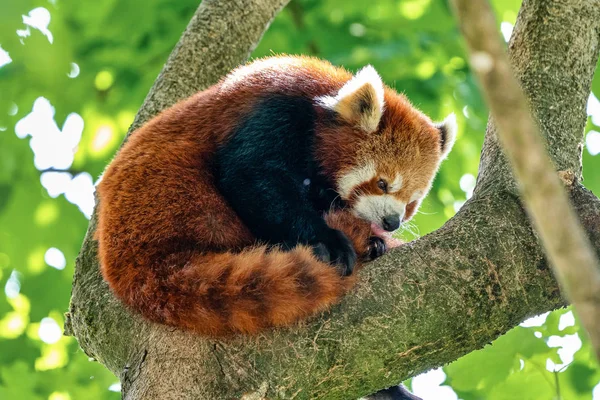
[316,65,457,232]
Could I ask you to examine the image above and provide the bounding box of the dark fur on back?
[216,95,335,247]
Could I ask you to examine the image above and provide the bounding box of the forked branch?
[450,0,600,358]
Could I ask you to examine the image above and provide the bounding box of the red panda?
[96,55,456,337]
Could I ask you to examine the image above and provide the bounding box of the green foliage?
[440,308,600,400]
[0,0,598,399]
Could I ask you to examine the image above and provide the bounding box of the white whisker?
[417,209,436,216]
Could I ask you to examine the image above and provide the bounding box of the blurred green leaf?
[445,326,558,393]
[0,361,43,400]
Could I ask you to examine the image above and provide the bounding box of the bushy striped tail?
[102,245,355,336]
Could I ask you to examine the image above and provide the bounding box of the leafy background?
[0,0,599,398]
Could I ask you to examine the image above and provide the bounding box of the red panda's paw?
[311,229,357,276]
[366,236,387,261]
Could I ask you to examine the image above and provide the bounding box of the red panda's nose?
[382,214,401,232]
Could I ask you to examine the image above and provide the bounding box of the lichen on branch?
[450,0,600,358]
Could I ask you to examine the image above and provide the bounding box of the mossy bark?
[452,0,600,357]
[65,0,600,398]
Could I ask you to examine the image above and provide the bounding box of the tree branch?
[450,0,600,359]
[66,0,600,398]
[130,0,291,131]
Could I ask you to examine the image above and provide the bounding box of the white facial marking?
[353,194,406,226]
[337,161,377,199]
[388,174,403,193]
[410,190,424,202]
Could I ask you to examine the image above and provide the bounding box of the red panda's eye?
[377,179,388,192]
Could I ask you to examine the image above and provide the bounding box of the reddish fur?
[316,87,443,208]
[96,56,442,336]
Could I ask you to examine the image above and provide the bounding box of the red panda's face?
[317,65,457,232]
[336,137,443,231]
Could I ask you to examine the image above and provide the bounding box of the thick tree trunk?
[451,0,600,358]
[65,0,600,399]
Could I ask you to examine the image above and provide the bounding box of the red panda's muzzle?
[370,223,404,248]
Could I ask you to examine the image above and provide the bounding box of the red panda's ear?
[435,113,457,158]
[317,65,385,133]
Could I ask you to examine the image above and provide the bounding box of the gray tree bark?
[451,0,600,358]
[65,0,600,399]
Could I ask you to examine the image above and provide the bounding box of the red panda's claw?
[366,236,387,261]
